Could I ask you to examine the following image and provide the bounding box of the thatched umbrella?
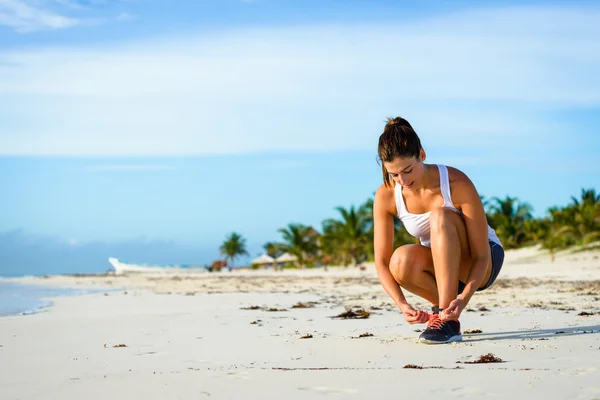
[251,254,276,269]
[276,252,298,268]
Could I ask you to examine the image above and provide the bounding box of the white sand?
[1,246,600,399]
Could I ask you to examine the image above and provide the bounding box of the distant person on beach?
[373,117,504,344]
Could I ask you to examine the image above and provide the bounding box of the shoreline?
[0,280,122,318]
[2,245,599,317]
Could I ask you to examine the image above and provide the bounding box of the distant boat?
[108,257,208,275]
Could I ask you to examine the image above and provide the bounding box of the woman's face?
[383,153,425,190]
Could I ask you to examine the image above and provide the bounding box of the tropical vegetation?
[218,232,249,270]
[218,187,599,268]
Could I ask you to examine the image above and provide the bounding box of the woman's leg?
[429,208,491,309]
[389,208,491,309]
[388,244,438,304]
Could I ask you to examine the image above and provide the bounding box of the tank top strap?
[437,164,454,207]
[394,183,408,217]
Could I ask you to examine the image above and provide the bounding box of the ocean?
[0,280,111,317]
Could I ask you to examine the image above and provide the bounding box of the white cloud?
[0,5,599,155]
[0,0,77,32]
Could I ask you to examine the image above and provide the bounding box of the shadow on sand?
[463,325,600,342]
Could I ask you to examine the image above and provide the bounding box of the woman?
[373,117,504,344]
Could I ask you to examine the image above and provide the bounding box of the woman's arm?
[451,169,491,306]
[373,186,409,309]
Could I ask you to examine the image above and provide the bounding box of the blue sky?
[1,0,599,276]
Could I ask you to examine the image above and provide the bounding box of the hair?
[377,117,423,187]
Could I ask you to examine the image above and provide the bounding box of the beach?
[1,246,600,399]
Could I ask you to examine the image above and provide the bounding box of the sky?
[1,0,599,276]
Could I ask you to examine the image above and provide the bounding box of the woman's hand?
[399,304,431,324]
[440,299,465,321]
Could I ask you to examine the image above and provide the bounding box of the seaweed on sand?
[103,344,127,348]
[331,309,371,319]
[291,302,317,309]
[460,353,504,364]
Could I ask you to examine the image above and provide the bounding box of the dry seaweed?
[403,364,460,370]
[331,309,371,319]
[464,329,483,334]
[241,305,261,310]
[291,302,316,309]
[358,332,374,338]
[300,334,313,339]
[577,311,599,316]
[460,353,503,364]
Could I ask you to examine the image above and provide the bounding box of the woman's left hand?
[440,299,465,321]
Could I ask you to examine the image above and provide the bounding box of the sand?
[1,245,600,399]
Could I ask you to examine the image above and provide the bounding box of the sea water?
[0,280,110,317]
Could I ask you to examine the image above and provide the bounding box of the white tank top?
[394,164,502,248]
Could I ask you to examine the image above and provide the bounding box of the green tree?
[487,196,534,248]
[277,223,319,268]
[322,204,372,266]
[219,232,249,270]
[568,188,600,243]
[542,224,572,262]
[545,188,600,247]
[262,242,285,259]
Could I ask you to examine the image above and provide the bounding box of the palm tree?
[569,188,600,242]
[277,223,319,268]
[546,188,600,247]
[572,188,600,207]
[219,232,249,270]
[322,204,372,266]
[521,217,554,246]
[262,242,285,259]
[487,196,534,248]
[542,225,572,262]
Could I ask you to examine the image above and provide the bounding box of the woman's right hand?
[399,304,431,324]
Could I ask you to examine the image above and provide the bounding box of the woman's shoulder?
[375,183,396,199]
[374,183,397,214]
[445,165,478,201]
[445,165,472,186]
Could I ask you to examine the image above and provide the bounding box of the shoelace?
[426,313,443,330]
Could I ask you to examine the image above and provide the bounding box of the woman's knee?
[430,208,462,233]
[389,246,419,285]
